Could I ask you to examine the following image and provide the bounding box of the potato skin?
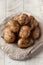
[6,19,20,33]
[17,13,29,25]
[29,16,39,30]
[32,27,41,39]
[3,27,15,43]
[19,26,31,38]
[17,38,34,48]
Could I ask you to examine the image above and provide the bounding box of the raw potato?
[29,16,39,30]
[6,19,14,27]
[3,13,41,48]
[6,19,20,33]
[32,27,40,39]
[17,13,29,25]
[17,38,34,48]
[19,26,31,38]
[3,27,15,43]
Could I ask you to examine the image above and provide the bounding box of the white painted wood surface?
[0,0,43,65]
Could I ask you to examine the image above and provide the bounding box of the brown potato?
[29,16,39,30]
[17,13,29,25]
[6,19,14,27]
[3,13,41,48]
[32,27,41,39]
[17,38,34,48]
[3,27,15,43]
[19,26,31,38]
[6,19,20,33]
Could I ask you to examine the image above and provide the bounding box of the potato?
[29,16,39,30]
[3,13,41,48]
[17,13,29,25]
[6,19,20,33]
[32,27,41,39]
[3,27,15,43]
[17,38,34,48]
[19,26,31,38]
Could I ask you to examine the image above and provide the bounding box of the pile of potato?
[3,13,41,48]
